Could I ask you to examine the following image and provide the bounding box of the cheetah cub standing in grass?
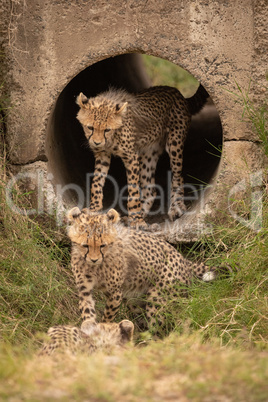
[67,207,220,331]
[76,85,209,227]
[40,320,134,356]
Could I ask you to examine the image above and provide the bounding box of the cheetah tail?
[193,262,235,282]
[187,84,209,115]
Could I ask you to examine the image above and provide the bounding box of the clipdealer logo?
[5,169,264,232]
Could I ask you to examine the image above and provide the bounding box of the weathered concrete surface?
[1,0,267,240]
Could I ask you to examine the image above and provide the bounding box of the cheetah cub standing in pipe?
[76,85,209,227]
[40,320,134,356]
[67,207,219,331]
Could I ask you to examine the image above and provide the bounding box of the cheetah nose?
[91,258,98,263]
[93,140,101,146]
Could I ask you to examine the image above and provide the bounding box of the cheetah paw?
[126,215,148,230]
[168,203,187,221]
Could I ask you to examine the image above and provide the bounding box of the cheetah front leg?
[139,145,162,218]
[102,291,123,322]
[145,288,166,329]
[166,120,189,221]
[102,258,125,322]
[89,151,111,211]
[122,153,146,228]
[71,259,97,326]
[78,284,98,335]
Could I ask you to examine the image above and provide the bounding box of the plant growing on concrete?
[232,80,268,157]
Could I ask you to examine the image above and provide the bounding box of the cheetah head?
[40,320,134,355]
[81,319,134,347]
[76,92,128,149]
[67,208,120,265]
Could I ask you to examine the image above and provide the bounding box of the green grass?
[175,221,268,348]
[0,214,78,345]
[0,137,78,346]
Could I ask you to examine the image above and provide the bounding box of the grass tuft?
[228,80,268,156]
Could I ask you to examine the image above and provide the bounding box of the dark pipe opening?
[46,53,222,223]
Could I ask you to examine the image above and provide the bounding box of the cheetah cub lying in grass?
[76,85,208,227]
[40,320,134,356]
[67,207,220,331]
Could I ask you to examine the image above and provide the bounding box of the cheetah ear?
[81,320,99,336]
[114,102,128,115]
[107,209,120,223]
[76,92,90,109]
[66,207,82,222]
[119,320,134,342]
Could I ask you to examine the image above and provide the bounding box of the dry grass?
[0,333,267,401]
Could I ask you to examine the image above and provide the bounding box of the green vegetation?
[0,65,267,400]
[142,55,199,97]
[0,213,78,345]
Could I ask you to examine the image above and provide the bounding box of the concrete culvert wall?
[1,0,267,242]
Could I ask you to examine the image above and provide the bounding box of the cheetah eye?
[100,244,107,248]
[82,244,89,248]
[87,126,94,131]
[104,128,111,133]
